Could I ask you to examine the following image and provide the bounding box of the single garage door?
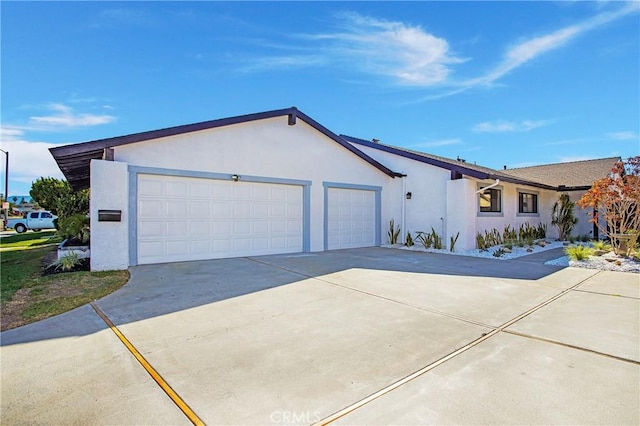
[326,187,376,250]
[136,174,303,264]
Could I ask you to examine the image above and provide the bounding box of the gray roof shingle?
[502,157,620,188]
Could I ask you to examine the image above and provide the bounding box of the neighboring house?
[502,158,618,239]
[49,107,616,271]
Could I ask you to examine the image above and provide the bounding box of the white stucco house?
[49,107,618,271]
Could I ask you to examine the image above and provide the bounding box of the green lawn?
[0,236,129,331]
[0,230,63,250]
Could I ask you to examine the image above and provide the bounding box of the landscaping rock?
[537,241,547,247]
[615,260,622,266]
[503,247,512,253]
[605,257,617,263]
[593,250,607,257]
[526,248,533,253]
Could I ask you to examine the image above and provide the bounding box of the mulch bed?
[42,254,90,276]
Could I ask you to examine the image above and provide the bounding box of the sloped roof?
[502,157,620,189]
[341,135,559,190]
[50,107,403,190]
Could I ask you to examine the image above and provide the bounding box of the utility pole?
[0,149,8,230]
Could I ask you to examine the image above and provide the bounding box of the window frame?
[517,189,540,216]
[477,183,503,217]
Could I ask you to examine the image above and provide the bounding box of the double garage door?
[135,174,378,264]
[137,174,303,264]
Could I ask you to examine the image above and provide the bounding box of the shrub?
[577,157,640,250]
[449,232,459,252]
[417,231,433,249]
[49,251,81,272]
[476,233,487,250]
[493,248,506,257]
[57,214,90,243]
[503,225,517,242]
[388,219,401,244]
[565,245,594,261]
[405,231,414,247]
[552,194,578,241]
[593,240,612,252]
[431,227,443,250]
[504,241,513,250]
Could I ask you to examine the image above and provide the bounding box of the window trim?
[477,183,504,217]
[517,188,540,217]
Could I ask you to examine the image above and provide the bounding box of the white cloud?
[0,127,65,188]
[247,12,464,87]
[29,104,115,129]
[607,131,637,140]
[472,119,551,133]
[414,1,640,101]
[240,55,327,72]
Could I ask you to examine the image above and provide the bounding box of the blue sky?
[2,1,639,196]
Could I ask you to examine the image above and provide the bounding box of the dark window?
[42,212,52,218]
[29,212,39,219]
[519,192,538,214]
[479,188,501,213]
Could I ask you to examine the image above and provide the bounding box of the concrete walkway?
[1,248,638,425]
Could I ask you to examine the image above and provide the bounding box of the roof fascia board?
[343,134,559,190]
[49,107,296,157]
[343,135,489,180]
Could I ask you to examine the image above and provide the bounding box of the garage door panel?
[189,221,209,236]
[139,179,163,197]
[166,181,188,197]
[139,221,164,238]
[169,221,188,237]
[191,240,210,254]
[137,174,303,264]
[139,199,164,217]
[327,187,376,250]
[212,182,232,199]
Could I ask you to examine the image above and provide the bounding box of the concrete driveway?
[2,248,639,425]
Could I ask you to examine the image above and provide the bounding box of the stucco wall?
[446,178,476,250]
[113,117,402,254]
[568,190,602,239]
[90,160,129,271]
[475,179,559,241]
[355,144,451,244]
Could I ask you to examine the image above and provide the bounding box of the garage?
[325,184,380,250]
[136,173,304,264]
[50,107,401,270]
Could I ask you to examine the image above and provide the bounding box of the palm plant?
[552,194,578,241]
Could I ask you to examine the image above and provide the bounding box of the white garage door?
[136,174,303,264]
[327,187,376,250]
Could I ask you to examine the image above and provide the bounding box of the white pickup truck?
[6,211,57,233]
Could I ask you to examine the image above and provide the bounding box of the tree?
[551,193,578,241]
[30,177,89,217]
[577,157,640,250]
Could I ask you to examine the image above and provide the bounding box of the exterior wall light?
[231,174,240,182]
[406,192,412,200]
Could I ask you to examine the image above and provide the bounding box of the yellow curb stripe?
[90,302,205,426]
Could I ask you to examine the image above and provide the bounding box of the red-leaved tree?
[577,156,640,253]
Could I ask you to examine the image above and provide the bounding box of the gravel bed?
[382,240,567,260]
[545,253,640,273]
[383,241,640,273]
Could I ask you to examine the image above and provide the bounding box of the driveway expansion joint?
[314,270,603,425]
[502,329,640,365]
[89,302,205,426]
